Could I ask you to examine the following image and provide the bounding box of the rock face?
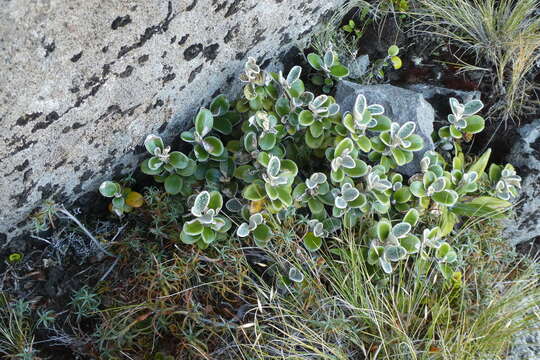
[505,119,540,245]
[335,81,435,176]
[0,0,345,243]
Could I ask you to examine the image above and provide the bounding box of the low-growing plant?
[99,180,144,216]
[100,56,521,279]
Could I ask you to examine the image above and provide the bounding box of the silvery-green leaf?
[463,99,483,116]
[250,213,264,227]
[237,223,250,237]
[198,209,215,224]
[183,219,203,236]
[144,134,164,155]
[390,122,400,138]
[99,181,121,198]
[192,191,210,217]
[341,155,355,169]
[286,66,302,84]
[335,196,347,209]
[392,222,411,238]
[398,122,416,139]
[379,258,393,274]
[449,97,462,116]
[311,172,327,185]
[313,222,325,237]
[429,177,447,193]
[311,95,328,108]
[195,108,214,137]
[367,104,384,116]
[384,245,408,262]
[342,186,359,201]
[148,157,164,171]
[432,189,459,206]
[324,50,334,68]
[327,103,340,116]
[353,94,367,119]
[225,198,243,213]
[267,156,281,178]
[289,267,304,283]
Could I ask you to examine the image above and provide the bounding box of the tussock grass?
[413,0,540,122]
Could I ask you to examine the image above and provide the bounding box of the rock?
[504,119,540,245]
[406,83,480,119]
[335,81,435,176]
[0,0,346,243]
[346,55,370,79]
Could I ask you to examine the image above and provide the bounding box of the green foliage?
[100,56,520,278]
[307,49,349,92]
[99,180,144,216]
[69,286,101,321]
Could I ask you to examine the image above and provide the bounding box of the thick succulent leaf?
[267,156,281,177]
[213,116,233,135]
[398,122,416,139]
[99,181,121,198]
[388,45,399,56]
[140,159,162,175]
[192,191,210,217]
[144,134,164,154]
[210,94,230,116]
[432,189,459,206]
[303,232,322,252]
[367,244,383,265]
[399,235,421,254]
[403,208,419,226]
[169,151,189,169]
[404,135,424,151]
[195,108,214,137]
[243,183,266,201]
[377,220,392,241]
[330,64,349,78]
[201,227,217,244]
[307,53,323,70]
[463,99,483,116]
[253,224,272,246]
[207,191,223,212]
[393,187,412,203]
[275,185,292,206]
[392,222,411,238]
[183,219,204,235]
[468,148,491,178]
[236,223,250,237]
[384,245,407,262]
[287,65,302,84]
[463,115,485,134]
[259,133,276,151]
[309,121,324,138]
[164,174,183,195]
[288,267,304,283]
[308,198,324,214]
[334,138,354,157]
[356,135,372,152]
[288,79,304,98]
[148,157,164,171]
[203,136,225,156]
[299,110,314,126]
[180,231,198,244]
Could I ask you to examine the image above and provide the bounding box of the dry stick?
[55,205,115,258]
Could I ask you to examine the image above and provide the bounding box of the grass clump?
[413,0,540,122]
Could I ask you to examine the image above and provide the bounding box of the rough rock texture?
[335,81,435,176]
[505,119,540,245]
[0,0,346,243]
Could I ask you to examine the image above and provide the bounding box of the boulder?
[406,84,480,120]
[335,81,435,176]
[0,0,347,244]
[504,119,540,245]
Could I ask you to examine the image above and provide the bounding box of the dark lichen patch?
[31,111,59,133]
[138,54,149,65]
[184,43,203,60]
[224,24,240,43]
[111,15,132,30]
[203,43,220,62]
[102,45,109,53]
[3,160,29,178]
[186,0,197,11]
[188,64,203,83]
[170,35,177,43]
[10,181,36,207]
[158,121,169,133]
[214,1,228,12]
[53,159,67,170]
[280,32,292,46]
[70,51,83,62]
[235,51,245,60]
[14,112,42,128]
[117,1,176,59]
[144,99,164,113]
[118,65,134,78]
[162,73,176,84]
[8,136,38,155]
[23,169,32,183]
[225,0,243,17]
[250,28,266,47]
[42,38,55,57]
[69,86,80,93]
[178,34,189,46]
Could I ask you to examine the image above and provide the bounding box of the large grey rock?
[0,0,345,244]
[504,119,540,245]
[335,81,435,176]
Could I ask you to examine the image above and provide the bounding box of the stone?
[335,81,435,176]
[406,84,480,120]
[0,0,346,243]
[504,119,540,246]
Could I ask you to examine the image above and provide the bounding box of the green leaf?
[356,135,372,152]
[307,53,323,71]
[467,148,491,179]
[210,94,229,116]
[405,135,424,151]
[385,245,407,262]
[394,187,411,203]
[183,220,203,236]
[99,181,121,197]
[329,64,349,78]
[243,183,266,201]
[213,116,233,135]
[164,174,183,195]
[388,45,399,56]
[253,224,272,247]
[391,148,408,166]
[450,196,511,219]
[168,152,189,169]
[308,198,324,214]
[275,185,292,206]
[201,227,216,244]
[289,79,305,98]
[309,121,324,138]
[377,220,391,241]
[304,232,322,252]
[180,231,198,244]
[207,191,223,211]
[305,130,324,149]
[203,136,225,156]
[463,115,485,134]
[399,235,420,254]
[259,133,276,151]
[432,190,458,206]
[288,267,304,283]
[299,110,314,126]
[403,208,419,226]
[344,159,368,177]
[275,96,290,116]
[144,135,164,155]
[390,56,402,70]
[140,159,162,175]
[335,138,354,157]
[195,108,213,137]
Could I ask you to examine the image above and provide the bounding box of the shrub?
[100,56,521,279]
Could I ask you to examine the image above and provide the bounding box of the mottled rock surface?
[505,119,540,245]
[335,81,435,176]
[0,0,346,243]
